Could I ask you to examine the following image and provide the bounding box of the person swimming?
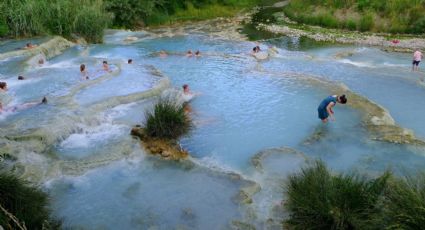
[195,50,201,57]
[186,50,193,57]
[18,76,25,80]
[1,97,47,113]
[80,64,89,80]
[317,94,347,123]
[252,45,261,54]
[0,82,12,107]
[24,42,37,49]
[102,61,111,72]
[0,82,7,92]
[182,84,195,102]
[159,50,168,58]
[128,59,133,64]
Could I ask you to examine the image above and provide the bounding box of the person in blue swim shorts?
[317,94,347,123]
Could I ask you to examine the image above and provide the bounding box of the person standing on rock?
[412,50,423,71]
[317,95,347,123]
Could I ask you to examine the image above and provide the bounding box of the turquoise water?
[2,31,425,229]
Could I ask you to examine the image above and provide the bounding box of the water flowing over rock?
[131,126,189,160]
[0,36,75,61]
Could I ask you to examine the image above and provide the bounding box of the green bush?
[409,16,425,34]
[358,13,374,31]
[105,0,161,28]
[383,173,425,229]
[0,173,60,229]
[0,19,8,37]
[285,160,389,229]
[345,19,357,30]
[283,0,425,34]
[145,100,192,139]
[317,13,339,28]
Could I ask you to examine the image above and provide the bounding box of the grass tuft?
[285,160,390,229]
[144,100,192,140]
[0,173,60,229]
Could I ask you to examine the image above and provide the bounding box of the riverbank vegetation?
[0,0,261,43]
[0,173,60,229]
[0,0,111,43]
[285,161,425,229]
[283,0,425,34]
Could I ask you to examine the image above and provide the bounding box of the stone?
[131,126,189,160]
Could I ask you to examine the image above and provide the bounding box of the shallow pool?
[1,29,425,229]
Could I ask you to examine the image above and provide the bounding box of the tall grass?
[0,173,60,229]
[144,100,192,139]
[0,0,111,43]
[285,161,389,229]
[383,173,425,229]
[283,0,425,34]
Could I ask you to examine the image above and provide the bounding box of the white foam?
[338,59,375,68]
[190,155,242,177]
[59,123,127,149]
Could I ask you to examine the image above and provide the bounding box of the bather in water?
[317,94,347,123]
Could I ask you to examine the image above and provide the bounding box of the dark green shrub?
[317,13,338,28]
[383,173,425,229]
[345,19,357,31]
[105,0,161,28]
[145,100,192,139]
[409,16,425,34]
[0,173,60,230]
[358,13,374,31]
[0,19,8,37]
[285,160,389,229]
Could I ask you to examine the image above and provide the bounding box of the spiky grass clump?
[285,161,389,229]
[0,173,60,229]
[383,173,425,229]
[145,100,192,139]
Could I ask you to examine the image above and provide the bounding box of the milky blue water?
[2,31,425,229]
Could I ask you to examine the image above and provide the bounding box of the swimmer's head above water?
[0,82,7,91]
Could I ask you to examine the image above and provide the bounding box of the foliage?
[0,0,111,43]
[0,18,8,37]
[359,13,374,31]
[0,173,60,230]
[145,100,192,139]
[105,0,162,28]
[106,0,260,27]
[383,172,425,229]
[283,0,425,34]
[0,0,260,41]
[285,160,390,229]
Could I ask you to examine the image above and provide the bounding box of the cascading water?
[2,26,425,229]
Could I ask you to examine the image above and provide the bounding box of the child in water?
[80,64,89,80]
[317,94,347,123]
[102,61,111,72]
